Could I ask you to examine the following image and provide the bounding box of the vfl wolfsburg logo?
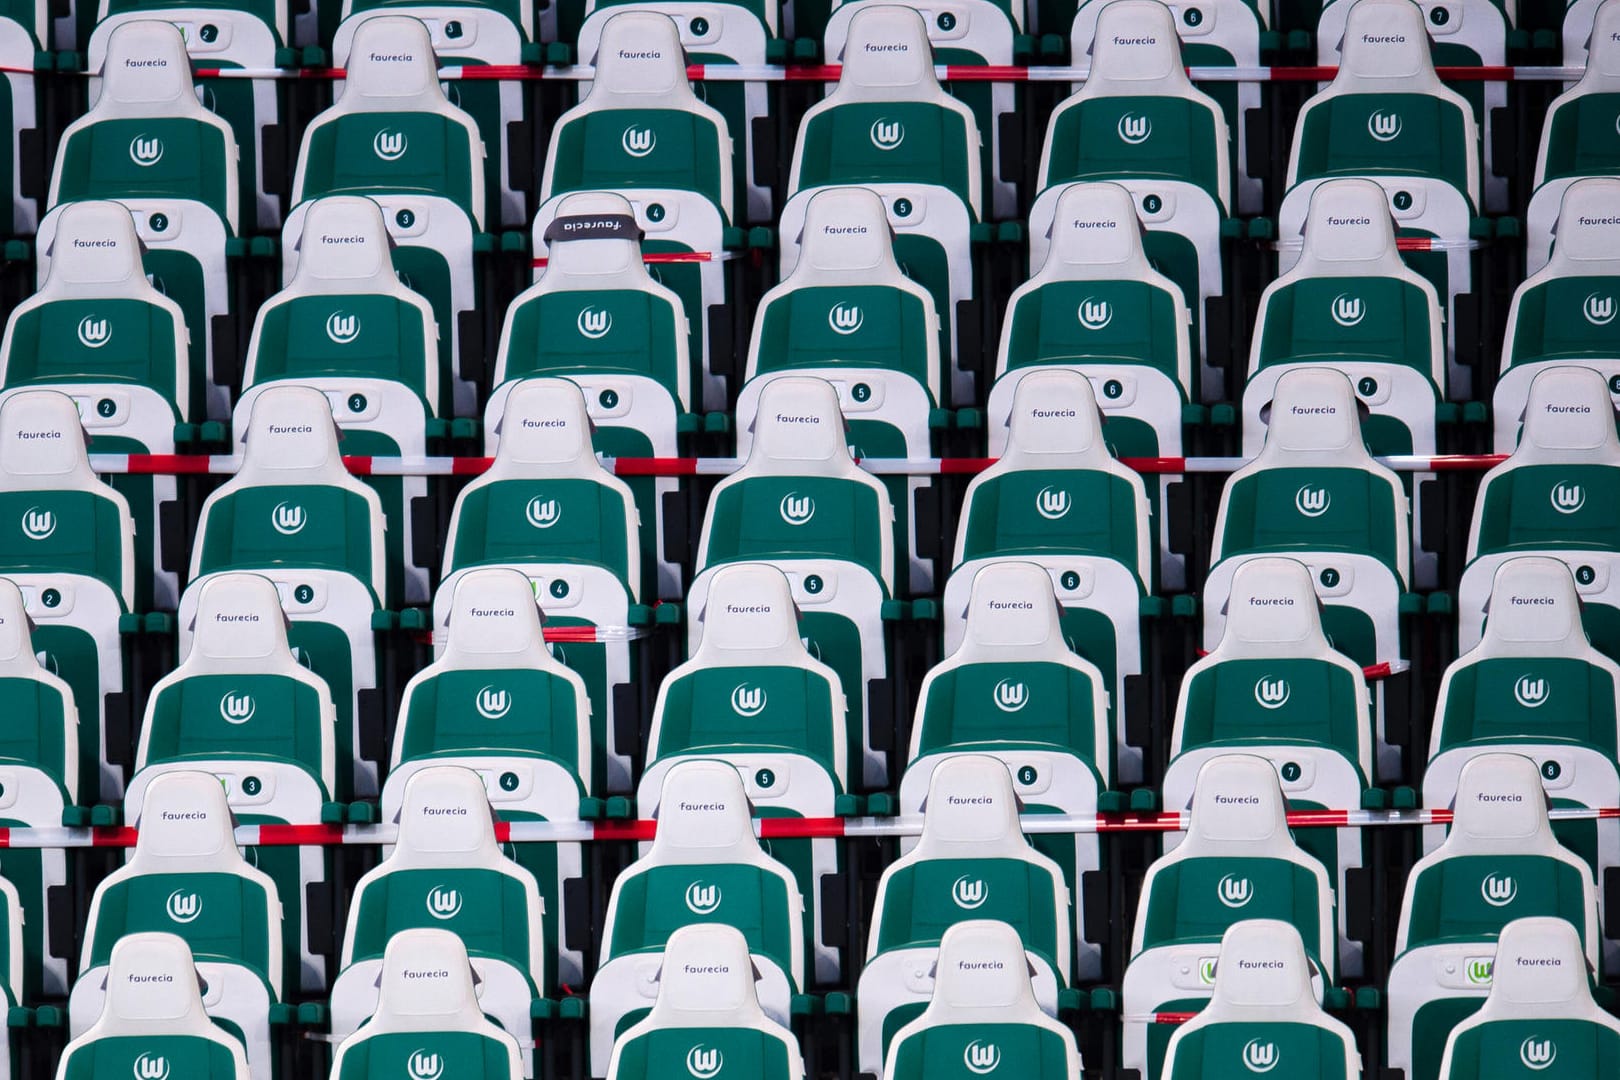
[1217,873,1253,908]
[1253,676,1290,710]
[132,1053,171,1080]
[326,311,360,344]
[992,678,1028,713]
[271,501,307,536]
[165,889,202,924]
[730,683,766,717]
[685,1046,723,1079]
[951,874,988,910]
[577,307,612,339]
[828,302,863,335]
[869,119,905,150]
[475,685,511,720]
[526,496,562,529]
[1367,110,1402,142]
[1550,482,1586,514]
[1077,297,1113,330]
[407,1049,445,1080]
[621,126,656,157]
[779,493,815,525]
[1242,1039,1279,1073]
[685,881,721,914]
[373,129,408,161]
[963,1040,1001,1075]
[1514,674,1549,708]
[1198,956,1218,984]
[129,135,164,166]
[1294,485,1331,518]
[425,885,463,920]
[1331,293,1365,328]
[1036,485,1071,520]
[219,691,256,724]
[1480,873,1518,908]
[77,315,111,349]
[20,507,55,541]
[1117,113,1152,144]
[1585,293,1616,327]
[1519,1037,1556,1071]
[1465,957,1493,985]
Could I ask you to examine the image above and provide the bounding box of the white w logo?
[526,496,562,529]
[952,874,988,910]
[407,1050,445,1080]
[1551,482,1586,514]
[1036,485,1071,520]
[20,508,55,541]
[828,302,864,335]
[1217,873,1253,908]
[730,684,766,717]
[1294,485,1331,517]
[621,126,657,157]
[1585,293,1616,326]
[1077,297,1113,330]
[325,311,360,344]
[1519,1037,1557,1071]
[1117,113,1152,144]
[1367,110,1402,141]
[219,692,256,724]
[1514,674,1549,708]
[685,1046,723,1079]
[132,1052,170,1080]
[165,889,202,924]
[1242,1039,1279,1073]
[993,678,1028,713]
[577,307,612,339]
[869,119,905,150]
[425,885,462,920]
[1253,676,1290,709]
[963,1040,1001,1075]
[271,501,307,536]
[685,881,721,914]
[77,315,111,349]
[1330,293,1365,327]
[779,493,815,525]
[129,135,164,166]
[1481,873,1519,908]
[475,685,511,720]
[372,129,408,161]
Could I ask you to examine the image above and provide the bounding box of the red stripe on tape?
[612,457,700,477]
[255,824,346,845]
[592,820,658,842]
[758,817,847,839]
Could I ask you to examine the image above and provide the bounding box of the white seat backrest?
[689,562,821,667]
[1209,557,1344,660]
[1328,0,1450,94]
[1289,178,1417,280]
[486,377,619,485]
[535,191,659,289]
[785,187,919,294]
[1078,1,1202,100]
[337,16,453,114]
[994,368,1134,475]
[178,572,306,673]
[84,933,248,1049]
[1178,753,1300,857]
[1252,366,1381,468]
[366,928,526,1047]
[741,376,862,476]
[1499,365,1620,466]
[913,754,1046,860]
[1032,182,1162,283]
[89,21,218,124]
[953,561,1083,665]
[127,770,262,875]
[231,384,373,491]
[36,200,161,300]
[645,760,782,870]
[1542,178,1620,278]
[583,12,703,112]
[285,196,408,296]
[644,924,779,1029]
[0,389,119,496]
[1468,917,1614,1022]
[902,919,1076,1035]
[1571,0,1620,92]
[1198,920,1334,1021]
[0,577,70,687]
[437,566,574,675]
[385,765,513,869]
[1474,556,1613,661]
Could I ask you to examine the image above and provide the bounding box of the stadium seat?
[69,771,280,1080]
[590,760,806,1074]
[0,389,134,807]
[1528,0,1620,274]
[492,193,688,600]
[1159,919,1360,1079]
[942,369,1152,783]
[0,0,37,239]
[606,924,805,1080]
[859,756,1074,1076]
[44,19,238,422]
[128,571,336,992]
[387,568,587,980]
[1391,754,1601,1080]
[1243,178,1445,459]
[1435,916,1620,1078]
[1458,366,1620,659]
[329,928,524,1080]
[781,4,981,404]
[1565,0,1609,69]
[240,194,439,604]
[0,200,187,610]
[689,376,896,788]
[54,933,250,1080]
[1497,178,1620,449]
[438,377,642,789]
[1124,754,1337,1080]
[332,767,547,1065]
[184,385,386,796]
[881,919,1083,1080]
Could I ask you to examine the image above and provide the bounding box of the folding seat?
[387,569,587,980]
[590,760,806,1074]
[54,933,250,1080]
[1203,367,1410,715]
[993,183,1192,587]
[1436,917,1620,1078]
[44,20,238,422]
[438,378,643,789]
[739,186,941,595]
[1159,920,1360,1079]
[241,195,438,604]
[1497,179,1620,451]
[1457,367,1620,660]
[1124,755,1337,1080]
[287,15,484,415]
[781,5,982,404]
[1425,558,1620,940]
[607,924,805,1080]
[0,200,184,612]
[332,768,546,1068]
[127,571,334,992]
[942,369,1153,783]
[0,390,133,808]
[330,928,524,1080]
[1527,0,1620,274]
[69,772,280,1080]
[493,195,688,599]
[859,757,1076,1076]
[1390,755,1601,1080]
[1279,0,1479,393]
[641,563,845,982]
[184,385,386,796]
[1243,178,1445,459]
